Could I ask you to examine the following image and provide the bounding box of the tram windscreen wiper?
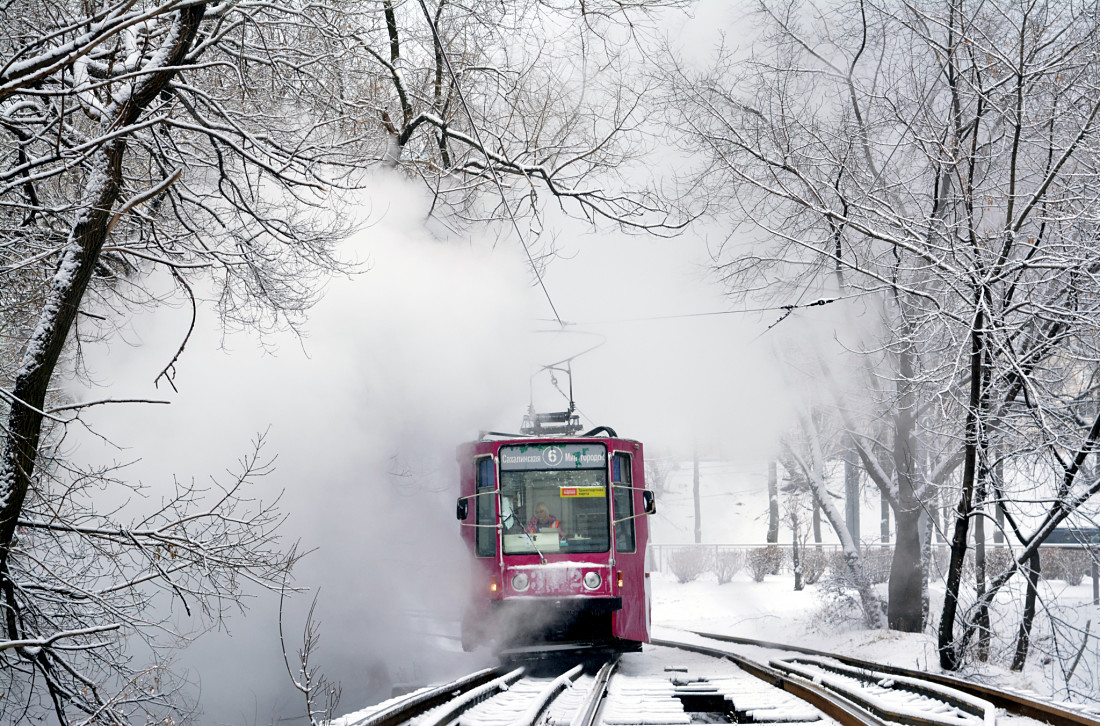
[501,498,546,563]
[522,529,547,564]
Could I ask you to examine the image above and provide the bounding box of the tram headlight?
[511,573,530,592]
[583,571,602,590]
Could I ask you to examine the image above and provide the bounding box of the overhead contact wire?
[558,294,857,326]
[416,0,565,329]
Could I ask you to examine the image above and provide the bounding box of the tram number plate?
[560,486,606,498]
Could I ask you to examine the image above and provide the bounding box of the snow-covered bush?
[800,549,829,585]
[984,546,1014,579]
[861,547,893,584]
[747,546,782,582]
[825,550,848,577]
[668,547,710,584]
[1044,549,1094,586]
[814,576,872,627]
[713,548,743,584]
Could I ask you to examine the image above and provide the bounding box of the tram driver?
[526,502,563,534]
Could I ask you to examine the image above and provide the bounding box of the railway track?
[337,661,609,726]
[337,629,1098,726]
[339,668,514,726]
[679,629,1100,726]
[337,644,856,726]
[653,636,977,726]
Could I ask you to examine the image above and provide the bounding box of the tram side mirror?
[642,490,656,515]
[456,498,469,521]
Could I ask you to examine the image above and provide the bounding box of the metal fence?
[647,542,1100,603]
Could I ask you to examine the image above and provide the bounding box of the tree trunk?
[889,341,924,632]
[0,6,207,644]
[812,496,822,550]
[845,446,861,549]
[792,523,803,591]
[794,414,886,628]
[939,305,984,670]
[1011,550,1041,670]
[920,511,933,627]
[975,473,990,660]
[768,460,780,574]
[993,453,1005,545]
[768,460,779,544]
[881,495,891,544]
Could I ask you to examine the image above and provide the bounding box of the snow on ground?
[645,455,1100,708]
[654,571,913,677]
[652,568,942,669]
[649,568,1096,710]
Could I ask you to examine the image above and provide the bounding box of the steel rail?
[504,663,585,726]
[342,667,513,726]
[569,657,620,726]
[774,657,993,726]
[689,630,1100,726]
[417,668,527,726]
[652,637,891,726]
[778,656,989,717]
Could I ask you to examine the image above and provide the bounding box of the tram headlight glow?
[511,573,530,592]
[583,572,602,590]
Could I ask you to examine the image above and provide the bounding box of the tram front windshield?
[498,443,610,555]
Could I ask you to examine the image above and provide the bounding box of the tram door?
[610,448,649,643]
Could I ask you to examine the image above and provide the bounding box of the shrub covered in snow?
[668,546,711,584]
[713,548,743,584]
[1043,549,1095,586]
[800,549,829,585]
[747,546,782,582]
[984,546,1014,579]
[814,575,872,627]
[860,547,893,584]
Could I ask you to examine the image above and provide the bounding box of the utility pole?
[693,447,702,544]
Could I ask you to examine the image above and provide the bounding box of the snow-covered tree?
[0,0,685,720]
[664,0,1100,672]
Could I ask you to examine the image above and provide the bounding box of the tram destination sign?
[499,444,606,471]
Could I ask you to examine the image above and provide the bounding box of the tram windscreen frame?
[498,443,610,555]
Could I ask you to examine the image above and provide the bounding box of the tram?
[456,411,655,653]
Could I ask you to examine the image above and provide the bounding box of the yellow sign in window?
[559,486,606,498]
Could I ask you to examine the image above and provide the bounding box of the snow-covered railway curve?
[483,644,835,726]
[773,657,993,726]
[589,643,835,726]
[650,638,885,726]
[334,661,606,726]
[333,668,514,726]
[336,642,841,726]
[686,630,1100,726]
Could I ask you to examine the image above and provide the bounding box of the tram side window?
[476,458,496,557]
[612,453,635,553]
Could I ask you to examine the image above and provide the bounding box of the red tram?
[456,422,655,653]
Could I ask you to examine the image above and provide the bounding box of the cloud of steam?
[65,171,790,724]
[67,174,542,723]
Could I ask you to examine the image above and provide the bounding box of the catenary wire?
[415,0,566,330]
[541,292,869,327]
